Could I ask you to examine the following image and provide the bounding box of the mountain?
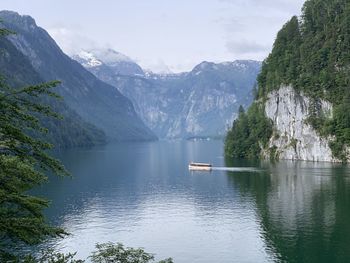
[0,11,157,142]
[73,49,261,139]
[225,0,350,162]
[0,28,106,148]
[73,49,144,76]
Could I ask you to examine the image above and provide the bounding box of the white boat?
[189,162,212,171]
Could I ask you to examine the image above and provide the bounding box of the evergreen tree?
[227,0,350,161]
[0,25,68,260]
[225,103,272,159]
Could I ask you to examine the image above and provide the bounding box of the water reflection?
[34,141,350,262]
[36,141,272,262]
[225,158,350,262]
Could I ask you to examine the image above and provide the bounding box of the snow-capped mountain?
[73,48,261,139]
[73,49,144,76]
[0,11,157,141]
[74,50,103,67]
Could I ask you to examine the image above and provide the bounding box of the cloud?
[226,40,269,55]
[219,18,245,33]
[138,58,172,74]
[47,27,98,55]
[215,0,304,60]
[218,0,304,13]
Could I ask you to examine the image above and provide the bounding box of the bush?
[15,243,174,263]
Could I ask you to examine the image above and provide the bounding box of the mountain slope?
[74,50,261,139]
[225,0,350,162]
[0,11,157,141]
[73,49,144,76]
[0,33,106,148]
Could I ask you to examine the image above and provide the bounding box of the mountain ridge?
[73,48,261,139]
[0,10,157,142]
[0,35,107,148]
[73,49,144,76]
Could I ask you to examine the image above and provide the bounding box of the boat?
[189,162,212,171]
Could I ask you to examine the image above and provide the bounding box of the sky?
[0,0,305,73]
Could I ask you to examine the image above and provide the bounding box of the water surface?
[36,140,350,262]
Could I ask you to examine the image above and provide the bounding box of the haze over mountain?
[74,49,145,76]
[0,0,305,73]
[0,34,107,148]
[0,10,157,142]
[0,10,261,142]
[74,49,261,139]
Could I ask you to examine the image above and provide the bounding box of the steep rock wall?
[264,86,339,162]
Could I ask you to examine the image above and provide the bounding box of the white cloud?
[47,27,98,55]
[11,0,305,73]
[215,0,304,61]
[219,0,304,13]
[226,40,269,55]
[138,58,173,74]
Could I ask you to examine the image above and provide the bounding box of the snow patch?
[76,50,102,67]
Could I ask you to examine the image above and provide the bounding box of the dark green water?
[36,140,350,262]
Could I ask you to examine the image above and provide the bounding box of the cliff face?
[263,86,347,162]
[226,0,350,162]
[0,11,157,142]
[74,54,261,139]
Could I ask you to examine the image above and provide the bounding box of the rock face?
[0,36,106,148]
[140,61,259,139]
[74,51,261,139]
[0,11,157,141]
[264,86,338,162]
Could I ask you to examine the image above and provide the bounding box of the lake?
[36,140,350,262]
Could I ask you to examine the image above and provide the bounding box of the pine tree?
[0,25,68,260]
[228,0,350,161]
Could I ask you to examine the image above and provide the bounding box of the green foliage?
[6,243,173,263]
[256,0,350,160]
[0,78,69,259]
[90,243,173,263]
[0,21,172,263]
[257,16,301,98]
[289,138,298,152]
[0,21,14,37]
[225,103,273,159]
[269,146,279,161]
[0,32,106,148]
[0,13,157,142]
[325,102,350,160]
[23,249,83,263]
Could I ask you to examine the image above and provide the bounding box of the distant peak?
[219,60,261,69]
[0,10,20,16]
[88,48,133,65]
[0,10,37,30]
[198,61,215,68]
[74,50,103,67]
[190,59,261,75]
[73,48,145,76]
[191,61,217,74]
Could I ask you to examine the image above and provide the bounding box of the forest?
[226,0,350,161]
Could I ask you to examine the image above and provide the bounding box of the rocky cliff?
[74,51,261,139]
[263,86,340,162]
[0,11,157,141]
[225,0,350,163]
[0,36,107,148]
